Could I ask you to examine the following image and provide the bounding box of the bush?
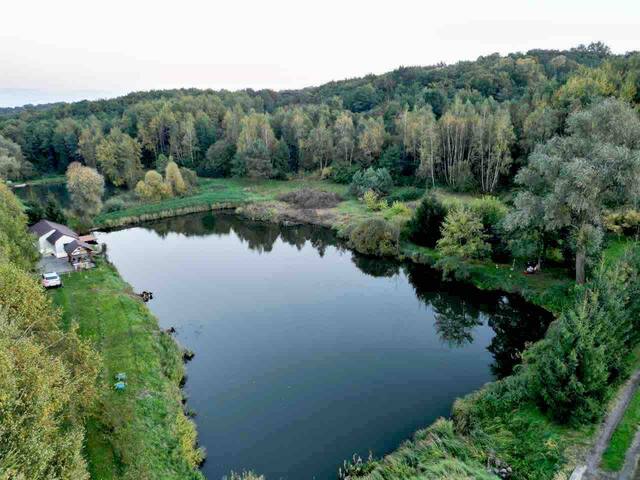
[179,167,198,189]
[406,194,447,247]
[349,167,393,197]
[348,218,400,257]
[468,196,509,261]
[277,188,342,209]
[437,207,490,260]
[384,201,412,220]
[103,197,126,213]
[331,163,360,184]
[604,208,640,236]
[387,186,425,203]
[135,170,173,201]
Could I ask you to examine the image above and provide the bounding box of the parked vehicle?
[42,272,62,288]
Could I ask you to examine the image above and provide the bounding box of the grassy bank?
[51,260,204,480]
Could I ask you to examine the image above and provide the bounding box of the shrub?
[406,194,447,247]
[277,188,342,209]
[604,209,640,236]
[103,197,126,213]
[135,170,172,201]
[387,186,425,203]
[331,163,359,184]
[165,161,187,195]
[468,196,509,261]
[348,218,400,257]
[363,190,378,210]
[384,201,412,220]
[179,167,198,189]
[437,207,490,260]
[349,167,393,197]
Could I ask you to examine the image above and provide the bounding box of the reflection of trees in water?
[433,300,482,347]
[485,297,550,378]
[141,212,551,379]
[404,263,551,378]
[351,254,400,278]
[144,212,341,255]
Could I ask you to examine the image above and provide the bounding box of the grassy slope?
[51,261,204,480]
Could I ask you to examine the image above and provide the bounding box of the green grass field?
[51,261,204,480]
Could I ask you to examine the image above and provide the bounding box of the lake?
[96,212,550,480]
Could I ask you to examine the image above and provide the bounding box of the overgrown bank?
[51,260,204,480]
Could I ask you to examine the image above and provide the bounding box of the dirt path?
[574,369,640,479]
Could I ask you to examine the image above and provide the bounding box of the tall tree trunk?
[576,246,586,284]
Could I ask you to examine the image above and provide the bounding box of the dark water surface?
[97,212,549,480]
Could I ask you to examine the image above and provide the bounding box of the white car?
[42,272,62,289]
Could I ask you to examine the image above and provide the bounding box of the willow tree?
[508,98,640,284]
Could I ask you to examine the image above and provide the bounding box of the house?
[29,219,94,262]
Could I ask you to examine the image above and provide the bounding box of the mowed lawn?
[51,261,203,480]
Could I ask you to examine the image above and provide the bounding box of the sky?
[1,0,639,107]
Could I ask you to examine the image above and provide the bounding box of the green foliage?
[66,161,105,222]
[527,251,640,423]
[343,418,498,480]
[0,183,38,270]
[348,218,400,257]
[384,201,412,220]
[528,294,609,423]
[406,193,447,247]
[0,261,99,480]
[436,207,490,278]
[349,167,393,197]
[135,170,173,201]
[201,139,236,177]
[604,209,640,236]
[387,186,425,203]
[331,162,359,184]
[468,196,509,260]
[509,98,640,283]
[96,128,143,189]
[102,197,127,213]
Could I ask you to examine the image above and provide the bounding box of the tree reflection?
[351,254,400,278]
[433,299,482,347]
[139,211,551,378]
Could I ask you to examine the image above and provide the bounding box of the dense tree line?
[1,43,637,195]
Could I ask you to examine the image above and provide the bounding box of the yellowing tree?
[135,170,173,201]
[66,161,105,221]
[165,161,187,195]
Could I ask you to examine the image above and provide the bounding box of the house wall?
[54,236,76,258]
[37,230,55,255]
